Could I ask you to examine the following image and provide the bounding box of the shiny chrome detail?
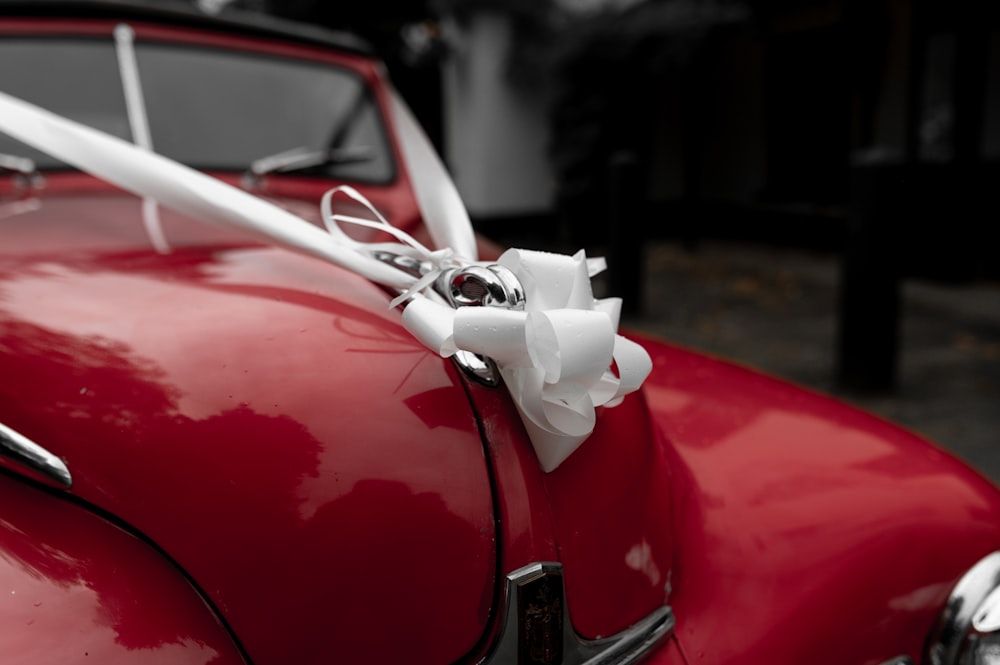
[927,551,1000,665]
[453,350,500,387]
[250,145,373,177]
[878,658,914,665]
[373,254,519,388]
[0,152,36,177]
[442,264,526,310]
[372,250,427,279]
[482,562,674,665]
[371,251,503,386]
[244,145,373,189]
[0,421,72,488]
[0,152,44,190]
[438,264,524,387]
[974,585,1000,633]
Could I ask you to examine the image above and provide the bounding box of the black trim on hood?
[0,0,375,56]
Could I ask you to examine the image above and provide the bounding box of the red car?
[2,2,999,664]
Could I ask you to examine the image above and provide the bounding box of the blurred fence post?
[607,151,643,316]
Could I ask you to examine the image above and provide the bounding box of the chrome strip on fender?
[927,551,1000,665]
[482,562,674,665]
[0,421,72,488]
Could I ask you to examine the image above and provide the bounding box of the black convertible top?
[0,0,374,55]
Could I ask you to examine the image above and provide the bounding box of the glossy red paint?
[9,6,1000,663]
[462,362,675,642]
[636,334,1000,664]
[542,393,675,639]
[0,472,245,665]
[0,192,496,665]
[462,380,560,570]
[625,636,688,665]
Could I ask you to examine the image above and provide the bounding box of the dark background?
[213,0,1000,479]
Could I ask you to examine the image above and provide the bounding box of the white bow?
[404,248,652,471]
[0,88,651,472]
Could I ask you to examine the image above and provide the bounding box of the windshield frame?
[0,18,399,186]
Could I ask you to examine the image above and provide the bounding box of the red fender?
[0,473,246,665]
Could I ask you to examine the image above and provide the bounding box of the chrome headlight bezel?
[927,551,1000,665]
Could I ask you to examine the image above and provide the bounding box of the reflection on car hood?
[641,338,1000,662]
[0,191,496,665]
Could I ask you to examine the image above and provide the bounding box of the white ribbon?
[386,88,477,260]
[319,185,462,309]
[404,249,651,471]
[0,88,651,472]
[0,89,416,289]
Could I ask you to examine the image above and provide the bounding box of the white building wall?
[441,12,555,218]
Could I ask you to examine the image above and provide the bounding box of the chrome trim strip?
[482,562,674,665]
[973,584,1000,632]
[927,550,1000,665]
[0,421,72,488]
[453,350,501,387]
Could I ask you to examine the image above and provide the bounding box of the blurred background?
[186,0,1000,481]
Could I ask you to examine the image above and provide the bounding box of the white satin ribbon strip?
[387,88,477,261]
[404,249,652,472]
[0,88,652,472]
[320,185,464,309]
[114,23,170,255]
[0,90,415,289]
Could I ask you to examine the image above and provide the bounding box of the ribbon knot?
[320,185,469,308]
[402,248,652,472]
[0,87,652,474]
[318,187,652,471]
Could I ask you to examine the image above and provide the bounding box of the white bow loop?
[0,88,652,474]
[402,248,652,471]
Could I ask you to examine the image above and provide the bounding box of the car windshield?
[0,36,394,183]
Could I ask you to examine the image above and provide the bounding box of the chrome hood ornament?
[0,86,651,472]
[484,563,674,665]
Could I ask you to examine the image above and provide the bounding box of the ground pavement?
[611,239,1000,486]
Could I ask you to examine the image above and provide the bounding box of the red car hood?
[11,188,1000,664]
[640,338,1000,663]
[0,191,496,665]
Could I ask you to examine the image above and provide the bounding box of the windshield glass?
[0,36,394,183]
[0,38,132,152]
